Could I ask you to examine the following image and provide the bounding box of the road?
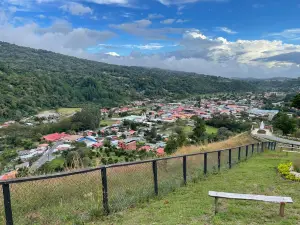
[258,135,300,146]
[251,129,300,146]
[30,141,64,171]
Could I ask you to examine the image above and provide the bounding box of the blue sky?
[1,0,300,78]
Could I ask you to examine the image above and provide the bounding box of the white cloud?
[160,19,175,24]
[268,28,300,40]
[184,29,207,39]
[85,0,130,6]
[216,27,237,34]
[157,0,228,6]
[60,2,93,16]
[0,12,115,54]
[110,20,186,39]
[97,43,166,50]
[105,52,120,56]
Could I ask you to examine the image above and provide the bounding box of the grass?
[206,125,218,134]
[177,132,256,155]
[100,119,118,127]
[56,108,81,116]
[100,151,300,225]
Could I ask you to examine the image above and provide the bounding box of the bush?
[278,162,300,181]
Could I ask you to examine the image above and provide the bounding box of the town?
[0,91,291,180]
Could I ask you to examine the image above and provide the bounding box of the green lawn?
[56,108,81,116]
[100,151,300,225]
[206,125,218,134]
[100,119,118,127]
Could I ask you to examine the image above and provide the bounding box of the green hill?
[0,42,254,120]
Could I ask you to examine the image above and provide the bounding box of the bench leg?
[280,202,285,217]
[215,197,219,215]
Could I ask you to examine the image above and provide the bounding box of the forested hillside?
[0,42,254,120]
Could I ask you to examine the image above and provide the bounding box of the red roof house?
[139,145,151,152]
[42,133,69,142]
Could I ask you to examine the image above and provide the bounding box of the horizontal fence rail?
[0,141,275,225]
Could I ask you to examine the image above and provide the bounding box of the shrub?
[278,162,300,181]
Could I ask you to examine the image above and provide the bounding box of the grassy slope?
[177,132,255,155]
[100,151,300,225]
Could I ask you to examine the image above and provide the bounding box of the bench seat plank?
[209,191,293,203]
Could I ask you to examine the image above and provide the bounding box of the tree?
[174,127,187,147]
[191,117,206,142]
[291,93,300,109]
[72,107,101,131]
[164,135,178,154]
[273,113,297,135]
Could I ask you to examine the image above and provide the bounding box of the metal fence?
[0,141,276,225]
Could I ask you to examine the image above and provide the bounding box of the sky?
[1,0,300,78]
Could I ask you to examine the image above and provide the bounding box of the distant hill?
[0,42,254,120]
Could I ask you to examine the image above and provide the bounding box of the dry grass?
[176,133,257,155]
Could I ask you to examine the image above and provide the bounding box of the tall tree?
[291,93,300,109]
[273,113,296,135]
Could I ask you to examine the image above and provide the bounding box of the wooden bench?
[278,145,300,156]
[209,191,293,217]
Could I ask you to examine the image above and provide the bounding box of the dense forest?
[0,42,254,120]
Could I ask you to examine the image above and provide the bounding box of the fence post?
[152,160,158,195]
[204,153,208,175]
[183,156,187,185]
[257,143,259,153]
[252,144,254,155]
[246,145,248,159]
[261,142,264,152]
[218,151,221,171]
[238,147,241,161]
[101,167,109,215]
[229,149,232,169]
[2,184,13,225]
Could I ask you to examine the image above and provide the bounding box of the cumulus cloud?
[60,2,93,16]
[0,13,115,53]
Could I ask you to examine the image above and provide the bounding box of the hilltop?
[0,42,253,120]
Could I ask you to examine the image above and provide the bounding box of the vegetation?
[177,133,256,155]
[278,162,300,182]
[206,114,252,133]
[102,151,300,225]
[0,41,254,120]
[291,93,300,109]
[273,112,297,135]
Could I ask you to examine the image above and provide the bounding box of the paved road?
[30,141,63,171]
[258,135,300,146]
